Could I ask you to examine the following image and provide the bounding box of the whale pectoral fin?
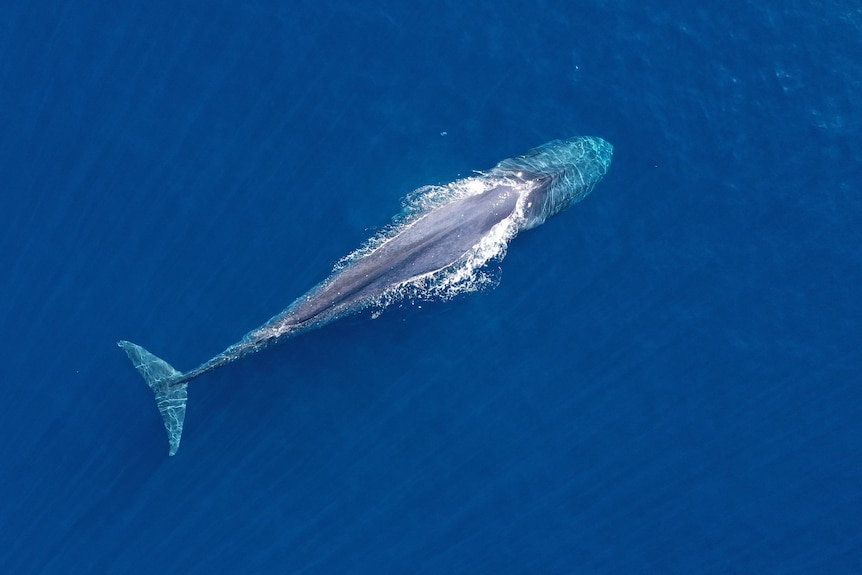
[118,340,187,456]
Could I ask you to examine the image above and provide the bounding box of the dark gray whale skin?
[118,136,613,455]
[248,185,521,340]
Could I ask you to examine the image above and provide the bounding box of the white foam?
[339,173,533,315]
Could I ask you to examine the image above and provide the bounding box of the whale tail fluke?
[118,340,188,456]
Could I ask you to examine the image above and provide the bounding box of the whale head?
[491,136,613,229]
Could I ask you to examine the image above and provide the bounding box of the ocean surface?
[2,1,860,573]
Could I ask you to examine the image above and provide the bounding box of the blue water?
[2,1,860,572]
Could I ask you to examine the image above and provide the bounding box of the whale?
[119,136,613,455]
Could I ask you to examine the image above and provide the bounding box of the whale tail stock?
[117,340,188,456]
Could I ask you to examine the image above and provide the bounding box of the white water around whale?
[334,173,533,315]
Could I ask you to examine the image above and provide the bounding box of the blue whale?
[119,136,613,455]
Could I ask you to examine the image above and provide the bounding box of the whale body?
[119,136,613,455]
